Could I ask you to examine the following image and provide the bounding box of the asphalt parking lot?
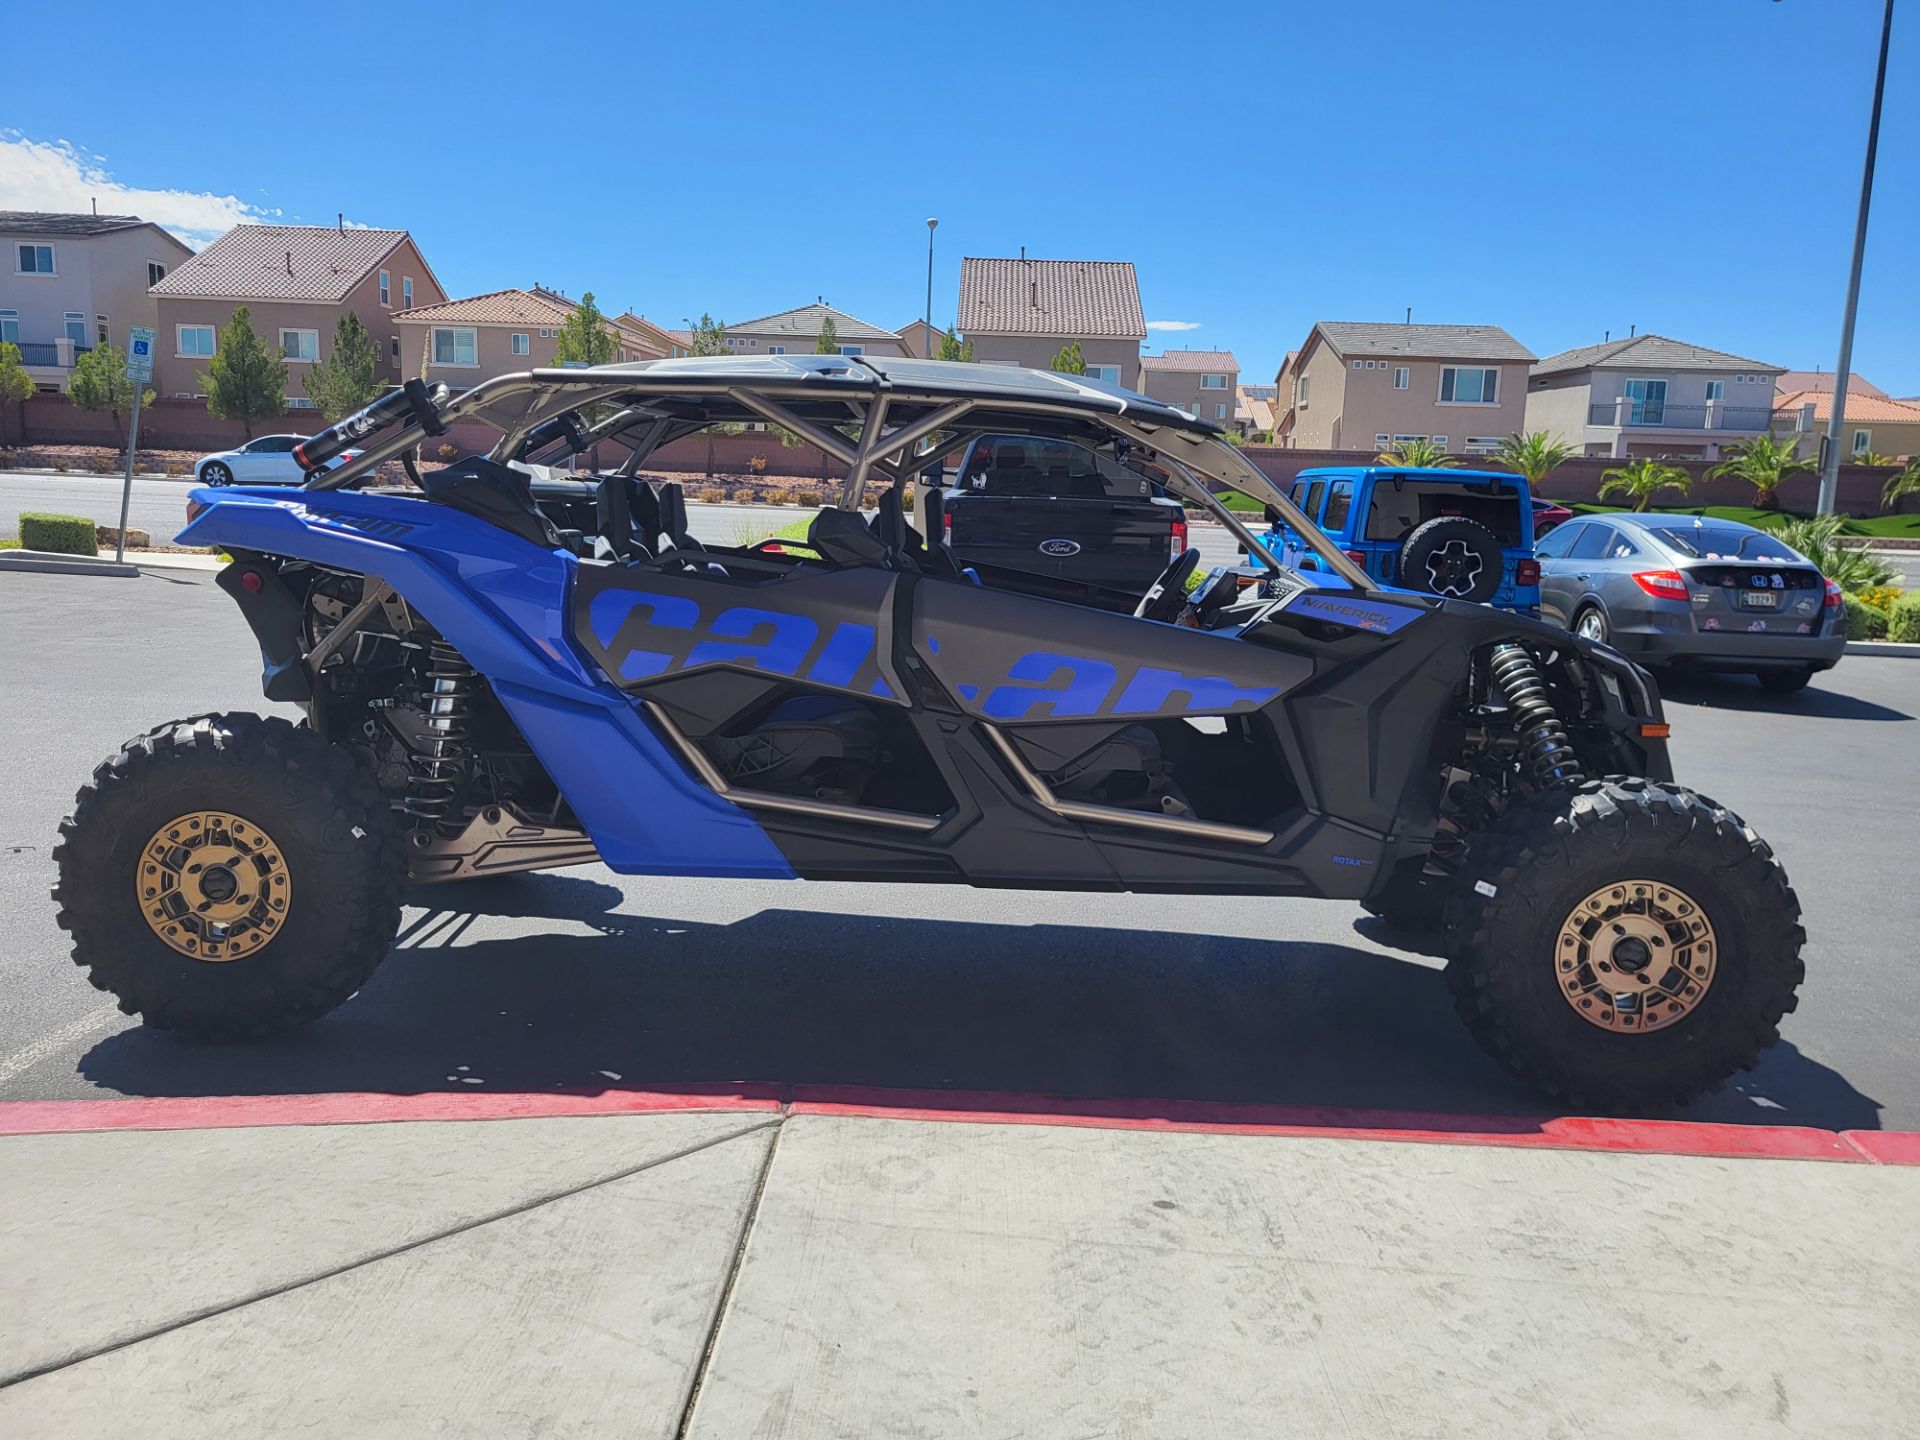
[1,565,1915,1129]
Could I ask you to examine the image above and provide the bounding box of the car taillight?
[1170,517,1188,561]
[1822,577,1843,609]
[942,511,953,543]
[1515,559,1541,585]
[185,499,208,525]
[1632,569,1691,601]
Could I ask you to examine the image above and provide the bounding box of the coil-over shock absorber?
[1488,642,1585,788]
[403,640,474,829]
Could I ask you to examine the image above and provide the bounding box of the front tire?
[53,714,406,1040]
[1443,778,1804,1110]
[202,462,232,486]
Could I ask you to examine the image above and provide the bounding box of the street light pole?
[1817,0,1896,516]
[924,217,939,358]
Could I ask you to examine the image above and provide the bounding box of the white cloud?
[0,133,277,247]
[1146,319,1202,332]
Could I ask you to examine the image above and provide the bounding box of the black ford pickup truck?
[928,434,1188,611]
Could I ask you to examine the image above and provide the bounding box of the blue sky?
[5,0,1914,392]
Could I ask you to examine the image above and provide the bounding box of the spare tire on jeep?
[1398,516,1503,603]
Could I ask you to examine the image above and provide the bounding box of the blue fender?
[178,486,794,878]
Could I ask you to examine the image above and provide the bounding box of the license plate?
[1742,590,1778,609]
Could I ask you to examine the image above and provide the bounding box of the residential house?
[149,224,445,404]
[1774,389,1920,462]
[617,313,691,358]
[897,318,942,360]
[1280,322,1534,454]
[716,303,908,357]
[1237,383,1277,437]
[1140,349,1240,426]
[1525,334,1784,460]
[1775,370,1886,399]
[957,256,1145,387]
[394,288,672,389]
[1270,351,1301,446]
[0,211,193,389]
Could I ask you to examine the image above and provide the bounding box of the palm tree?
[1883,459,1920,511]
[1376,437,1456,468]
[1598,458,1692,512]
[1855,451,1900,468]
[1772,515,1896,593]
[1490,431,1577,490]
[1707,434,1816,511]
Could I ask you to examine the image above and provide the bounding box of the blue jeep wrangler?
[1263,465,1540,614]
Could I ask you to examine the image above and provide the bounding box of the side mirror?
[1263,504,1283,525]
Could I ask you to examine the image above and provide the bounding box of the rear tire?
[1443,777,1804,1110]
[1573,605,1609,645]
[1756,668,1814,695]
[53,714,406,1040]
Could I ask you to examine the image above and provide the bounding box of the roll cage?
[295,355,1373,591]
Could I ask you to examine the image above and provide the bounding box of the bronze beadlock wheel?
[1554,879,1716,1033]
[137,810,291,961]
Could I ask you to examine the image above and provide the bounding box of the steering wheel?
[1134,547,1201,623]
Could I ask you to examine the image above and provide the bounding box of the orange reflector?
[1640,723,1671,739]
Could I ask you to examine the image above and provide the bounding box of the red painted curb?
[1843,1130,1920,1165]
[786,1086,1882,1164]
[0,1086,781,1138]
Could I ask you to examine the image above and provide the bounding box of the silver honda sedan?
[1535,513,1846,693]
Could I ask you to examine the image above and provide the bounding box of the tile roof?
[1531,333,1778,377]
[1141,349,1239,373]
[618,314,691,351]
[958,257,1146,340]
[393,287,575,327]
[1237,387,1276,431]
[726,303,901,342]
[1314,322,1534,362]
[0,210,165,238]
[149,224,414,302]
[1774,389,1920,425]
[1774,370,1886,399]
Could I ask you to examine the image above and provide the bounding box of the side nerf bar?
[294,378,449,473]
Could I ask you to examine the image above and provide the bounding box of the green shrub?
[1844,593,1889,641]
[19,512,98,556]
[1888,592,1920,645]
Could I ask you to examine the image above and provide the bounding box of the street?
[0,565,1914,1129]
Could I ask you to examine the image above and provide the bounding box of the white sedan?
[194,435,362,486]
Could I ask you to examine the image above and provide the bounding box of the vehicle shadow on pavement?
[1658,671,1914,722]
[75,872,1883,1132]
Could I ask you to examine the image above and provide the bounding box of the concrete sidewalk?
[2,1093,1916,1439]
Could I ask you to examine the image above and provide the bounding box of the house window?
[539,328,552,338]
[1085,364,1119,382]
[1296,374,1310,404]
[1393,366,1409,389]
[1391,435,1428,445]
[378,270,391,307]
[17,244,54,274]
[1374,433,1391,446]
[1853,429,1872,456]
[1704,380,1725,401]
[840,345,863,356]
[96,316,109,346]
[148,262,167,288]
[507,333,529,356]
[1352,360,1363,369]
[1201,373,1227,389]
[1214,402,1228,420]
[390,336,400,363]
[769,345,786,355]
[280,328,319,362]
[402,277,413,309]
[0,310,19,344]
[1432,435,1448,446]
[64,312,87,346]
[431,327,477,366]
[177,324,216,358]
[1464,436,1504,454]
[1439,366,1498,403]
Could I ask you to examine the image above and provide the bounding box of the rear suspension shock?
[1488,643,1585,788]
[403,640,475,830]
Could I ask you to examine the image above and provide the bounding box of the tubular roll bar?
[296,369,1371,591]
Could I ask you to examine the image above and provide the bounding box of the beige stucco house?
[1281,322,1534,454]
[0,211,193,388]
[957,256,1145,387]
[1524,334,1785,460]
[394,288,668,392]
[714,303,907,358]
[1775,389,1920,462]
[150,224,445,404]
[1140,349,1240,425]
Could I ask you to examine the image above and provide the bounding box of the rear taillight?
[942,511,953,543]
[1822,578,1844,609]
[1343,549,1367,567]
[1632,569,1691,602]
[1515,559,1541,585]
[185,499,208,525]
[1170,516,1188,561]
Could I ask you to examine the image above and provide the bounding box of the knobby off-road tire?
[53,713,407,1040]
[1397,516,1504,604]
[1442,777,1804,1110]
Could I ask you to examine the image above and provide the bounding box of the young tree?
[1490,431,1576,489]
[689,313,729,357]
[303,313,383,422]
[203,307,286,440]
[1706,434,1815,511]
[937,326,975,362]
[1598,457,1692,512]
[1048,340,1087,375]
[0,341,34,446]
[814,315,840,354]
[551,291,620,369]
[66,343,155,452]
[1376,436,1456,468]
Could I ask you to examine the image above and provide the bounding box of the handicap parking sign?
[126,326,156,382]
